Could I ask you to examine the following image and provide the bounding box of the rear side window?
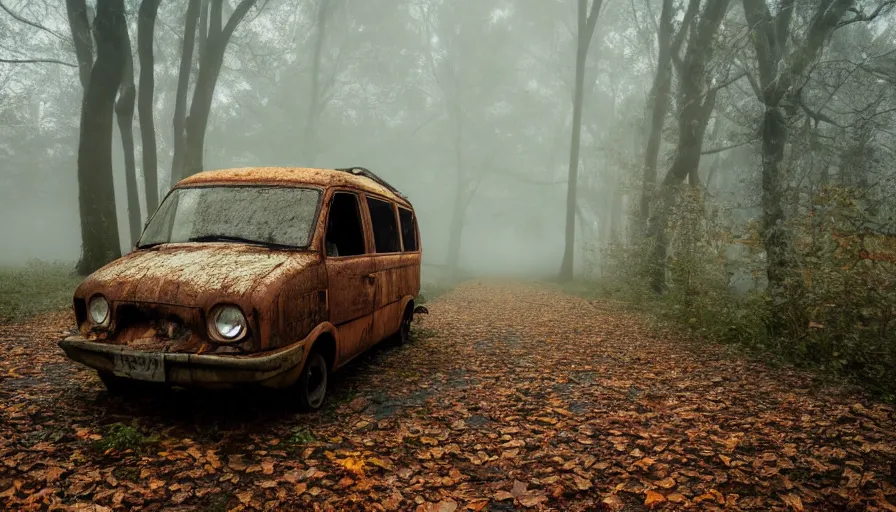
[398,207,418,251]
[367,197,400,253]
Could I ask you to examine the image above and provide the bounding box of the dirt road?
[1,282,894,511]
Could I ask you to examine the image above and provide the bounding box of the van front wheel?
[297,349,328,411]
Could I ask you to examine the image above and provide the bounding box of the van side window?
[325,192,366,257]
[367,197,401,253]
[398,207,418,251]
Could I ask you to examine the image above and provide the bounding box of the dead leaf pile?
[1,283,895,511]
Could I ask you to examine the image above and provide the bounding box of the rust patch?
[176,167,410,207]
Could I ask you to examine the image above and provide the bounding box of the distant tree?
[646,0,732,292]
[739,0,891,330]
[74,0,127,275]
[170,0,202,188]
[115,27,141,247]
[637,0,698,234]
[175,0,261,182]
[559,0,606,281]
[137,0,162,215]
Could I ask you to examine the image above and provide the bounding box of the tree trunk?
[559,31,588,281]
[445,184,467,279]
[76,0,126,275]
[170,0,201,187]
[760,106,793,308]
[65,0,93,90]
[646,0,729,292]
[446,103,466,278]
[303,0,330,166]
[137,0,161,214]
[637,0,674,234]
[559,0,603,281]
[183,0,259,178]
[115,31,141,248]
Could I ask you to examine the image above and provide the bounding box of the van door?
[324,191,376,364]
[365,196,406,346]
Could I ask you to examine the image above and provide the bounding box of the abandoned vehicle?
[58,166,422,410]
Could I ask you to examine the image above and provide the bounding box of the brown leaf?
[572,475,592,491]
[511,480,528,499]
[655,477,676,489]
[237,490,253,505]
[782,493,804,511]
[518,494,547,507]
[644,490,665,508]
[601,494,624,511]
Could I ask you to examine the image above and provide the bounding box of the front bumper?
[58,336,305,388]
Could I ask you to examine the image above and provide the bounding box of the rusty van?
[58,167,422,410]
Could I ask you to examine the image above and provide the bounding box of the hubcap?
[304,354,327,408]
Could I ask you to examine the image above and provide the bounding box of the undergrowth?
[0,260,80,324]
[580,186,896,401]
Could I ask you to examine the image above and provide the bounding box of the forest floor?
[1,281,895,511]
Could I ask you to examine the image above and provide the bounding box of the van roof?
[176,167,411,207]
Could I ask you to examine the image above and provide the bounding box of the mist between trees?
[2,0,896,394]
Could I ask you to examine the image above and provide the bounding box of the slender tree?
[75,0,127,275]
[637,0,699,233]
[646,0,731,292]
[559,0,605,281]
[170,0,202,188]
[180,0,260,179]
[302,0,333,166]
[137,0,162,215]
[115,28,141,247]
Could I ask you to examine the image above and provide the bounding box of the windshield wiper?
[187,234,296,249]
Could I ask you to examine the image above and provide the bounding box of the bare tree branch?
[0,57,77,67]
[702,139,757,155]
[0,0,70,43]
[837,0,896,28]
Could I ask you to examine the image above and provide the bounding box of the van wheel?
[396,306,413,346]
[98,371,146,395]
[297,349,328,411]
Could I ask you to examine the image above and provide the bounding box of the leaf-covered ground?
[1,282,895,511]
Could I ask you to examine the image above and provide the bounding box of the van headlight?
[209,305,246,341]
[88,295,110,325]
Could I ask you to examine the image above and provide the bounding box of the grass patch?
[0,260,81,324]
[284,426,315,445]
[93,423,158,454]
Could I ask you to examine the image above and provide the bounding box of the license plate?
[111,352,166,382]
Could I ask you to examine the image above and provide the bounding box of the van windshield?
[138,186,321,249]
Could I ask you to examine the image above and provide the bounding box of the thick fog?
[2,0,895,285]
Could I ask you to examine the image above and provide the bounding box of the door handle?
[365,273,376,283]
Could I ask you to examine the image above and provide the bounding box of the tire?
[296,349,329,411]
[98,371,142,395]
[394,306,413,346]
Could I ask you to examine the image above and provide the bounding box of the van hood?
[81,245,318,306]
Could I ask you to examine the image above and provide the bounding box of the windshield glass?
[138,186,321,249]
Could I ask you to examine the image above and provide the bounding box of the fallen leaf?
[645,490,666,508]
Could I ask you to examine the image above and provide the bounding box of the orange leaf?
[782,493,804,511]
[645,490,666,508]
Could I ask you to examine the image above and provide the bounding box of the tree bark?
[559,0,603,281]
[646,0,729,292]
[65,0,93,90]
[76,0,126,275]
[137,0,162,215]
[115,29,141,248]
[170,0,201,187]
[182,0,259,178]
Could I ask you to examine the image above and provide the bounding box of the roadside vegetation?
[0,261,80,324]
[579,187,896,401]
